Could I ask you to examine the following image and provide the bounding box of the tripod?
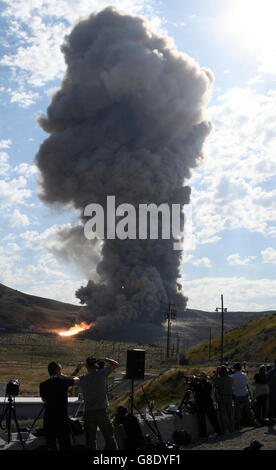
[0,395,25,449]
[74,393,84,418]
[179,387,193,410]
[129,386,165,447]
[130,379,135,415]
[27,404,45,435]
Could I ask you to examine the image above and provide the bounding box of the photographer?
[214,365,234,433]
[74,356,119,450]
[113,406,144,450]
[267,359,276,426]
[39,361,81,450]
[253,365,269,424]
[193,372,221,438]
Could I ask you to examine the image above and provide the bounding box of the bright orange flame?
[58,321,94,337]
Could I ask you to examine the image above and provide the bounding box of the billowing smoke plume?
[35,7,213,341]
[45,225,102,281]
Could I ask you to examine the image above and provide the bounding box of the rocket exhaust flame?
[58,321,94,337]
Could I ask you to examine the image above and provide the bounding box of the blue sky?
[0,0,275,312]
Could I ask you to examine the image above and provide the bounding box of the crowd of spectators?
[193,359,276,437]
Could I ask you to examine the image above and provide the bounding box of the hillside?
[173,308,275,349]
[110,368,189,412]
[0,283,80,331]
[0,282,274,346]
[186,312,276,362]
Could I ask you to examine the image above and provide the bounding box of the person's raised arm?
[99,357,119,371]
[70,362,84,377]
[62,362,83,384]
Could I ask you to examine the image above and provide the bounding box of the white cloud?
[172,21,186,28]
[227,254,256,266]
[9,208,30,227]
[9,89,39,107]
[258,51,276,76]
[0,152,11,177]
[192,257,212,268]
[0,139,12,148]
[261,247,276,264]
[189,86,276,246]
[24,278,85,305]
[205,88,276,185]
[0,243,22,283]
[182,253,194,263]
[0,238,85,305]
[0,153,38,182]
[15,163,38,177]
[0,0,162,104]
[183,276,276,311]
[5,242,21,253]
[0,176,32,207]
[246,76,264,86]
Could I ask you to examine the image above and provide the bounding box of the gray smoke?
[35,7,214,341]
[46,225,102,281]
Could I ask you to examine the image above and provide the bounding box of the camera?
[97,360,105,369]
[184,375,200,388]
[6,379,20,397]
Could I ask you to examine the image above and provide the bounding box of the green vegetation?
[186,313,276,362]
[110,368,189,411]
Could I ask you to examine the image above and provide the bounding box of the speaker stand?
[130,379,134,415]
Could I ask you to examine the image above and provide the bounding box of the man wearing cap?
[73,356,119,450]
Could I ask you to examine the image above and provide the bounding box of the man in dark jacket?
[267,359,276,425]
[214,365,234,433]
[39,361,80,450]
[193,372,221,438]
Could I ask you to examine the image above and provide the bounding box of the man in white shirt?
[231,363,260,430]
[73,356,119,450]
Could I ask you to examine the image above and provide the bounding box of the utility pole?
[208,327,212,361]
[215,294,227,364]
[176,333,180,365]
[165,303,176,360]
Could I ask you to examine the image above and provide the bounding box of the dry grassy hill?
[0,283,80,331]
[186,312,276,362]
[174,308,276,349]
